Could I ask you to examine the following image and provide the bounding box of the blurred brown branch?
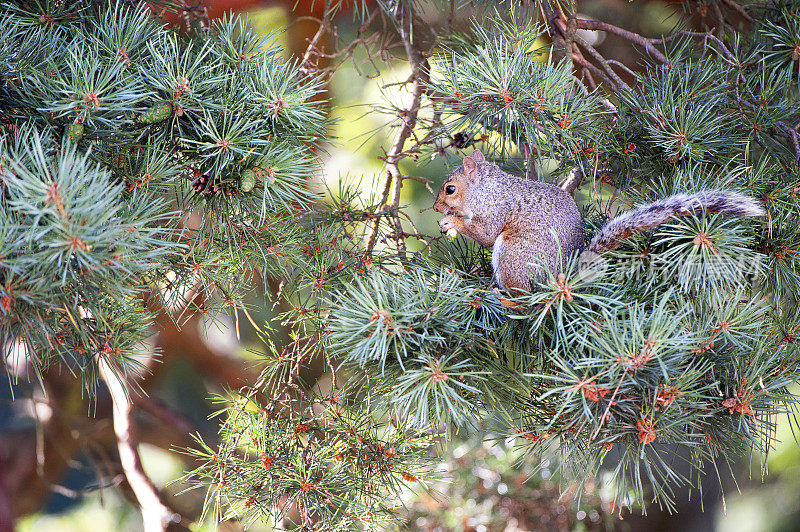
[98,359,185,532]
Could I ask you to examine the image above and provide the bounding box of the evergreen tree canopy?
[2,0,800,530]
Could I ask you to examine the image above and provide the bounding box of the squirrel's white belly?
[492,233,504,288]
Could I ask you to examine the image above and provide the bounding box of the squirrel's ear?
[462,156,478,182]
[472,149,485,162]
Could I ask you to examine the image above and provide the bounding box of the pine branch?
[5,0,800,528]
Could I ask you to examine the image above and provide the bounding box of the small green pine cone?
[66,123,84,142]
[240,168,256,192]
[137,101,173,124]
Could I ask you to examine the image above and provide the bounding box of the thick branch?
[540,0,573,66]
[98,360,179,532]
[563,1,577,64]
[558,166,583,195]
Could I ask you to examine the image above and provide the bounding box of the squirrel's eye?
[445,184,456,195]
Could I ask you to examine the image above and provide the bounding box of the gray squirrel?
[432,149,765,292]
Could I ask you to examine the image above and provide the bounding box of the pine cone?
[192,175,210,192]
[452,131,473,149]
[192,174,227,196]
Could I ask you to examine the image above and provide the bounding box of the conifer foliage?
[1,0,326,387]
[3,0,800,530]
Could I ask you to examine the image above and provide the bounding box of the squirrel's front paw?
[439,216,460,240]
[438,216,456,233]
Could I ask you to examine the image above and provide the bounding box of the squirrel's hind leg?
[493,232,542,293]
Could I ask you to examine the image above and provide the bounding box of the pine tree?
[2,0,800,531]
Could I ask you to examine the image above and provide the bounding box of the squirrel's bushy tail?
[588,190,765,253]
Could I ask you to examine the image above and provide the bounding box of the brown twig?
[574,18,669,64]
[366,3,431,253]
[571,49,617,91]
[132,395,196,436]
[573,33,631,91]
[562,1,577,66]
[605,59,638,80]
[300,7,384,79]
[300,19,329,75]
[777,123,800,163]
[658,31,737,63]
[721,0,754,23]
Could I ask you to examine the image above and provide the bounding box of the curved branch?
[98,360,181,532]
